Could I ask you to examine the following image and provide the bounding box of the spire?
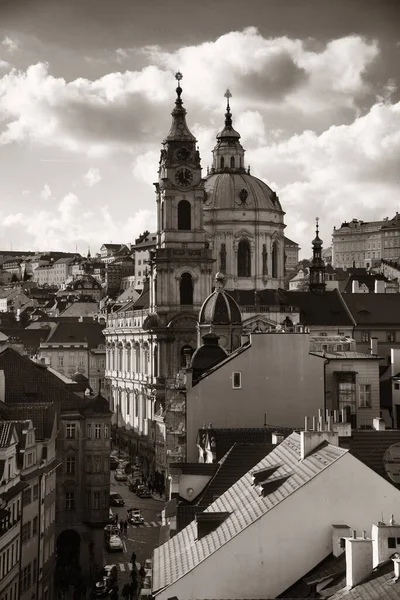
[224,89,233,129]
[216,89,240,141]
[309,217,326,293]
[164,71,196,142]
[211,89,245,174]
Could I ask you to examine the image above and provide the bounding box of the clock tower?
[149,73,214,381]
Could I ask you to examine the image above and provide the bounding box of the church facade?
[103,75,287,483]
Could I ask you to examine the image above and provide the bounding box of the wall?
[186,333,325,461]
[178,474,213,502]
[155,452,400,600]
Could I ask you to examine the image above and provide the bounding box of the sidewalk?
[151,492,166,502]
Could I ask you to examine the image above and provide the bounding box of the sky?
[0,0,399,257]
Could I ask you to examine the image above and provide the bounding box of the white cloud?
[2,37,19,53]
[40,183,52,200]
[83,167,102,187]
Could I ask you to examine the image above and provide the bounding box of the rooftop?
[43,321,105,348]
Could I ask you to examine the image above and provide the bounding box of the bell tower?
[153,73,214,314]
[309,217,326,294]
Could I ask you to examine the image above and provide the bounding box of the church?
[103,73,316,486]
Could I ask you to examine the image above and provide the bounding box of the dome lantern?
[211,89,245,174]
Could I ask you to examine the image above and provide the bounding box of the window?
[87,424,92,439]
[387,332,395,343]
[86,456,92,473]
[66,423,76,439]
[230,156,235,168]
[238,239,251,277]
[58,353,64,367]
[93,492,101,510]
[66,456,75,475]
[27,452,33,466]
[22,487,32,507]
[79,354,85,367]
[21,563,32,592]
[395,383,400,390]
[93,457,101,473]
[361,331,370,342]
[388,537,396,548]
[22,521,31,543]
[104,424,109,439]
[359,384,371,408]
[180,272,193,305]
[32,516,38,536]
[220,156,225,169]
[33,558,37,583]
[65,492,75,511]
[340,538,346,549]
[94,424,101,439]
[99,358,105,370]
[33,483,39,500]
[272,241,278,278]
[177,200,191,230]
[69,353,75,366]
[232,371,242,389]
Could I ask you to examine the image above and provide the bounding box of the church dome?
[204,172,282,212]
[199,284,242,325]
[191,333,228,380]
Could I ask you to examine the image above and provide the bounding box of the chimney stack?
[370,337,378,355]
[345,534,373,588]
[372,522,400,567]
[373,417,385,431]
[300,413,339,459]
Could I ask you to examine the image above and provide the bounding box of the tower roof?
[216,89,241,141]
[164,72,196,142]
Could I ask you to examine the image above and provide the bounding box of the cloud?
[40,183,52,200]
[83,167,102,187]
[0,29,381,157]
[2,37,19,53]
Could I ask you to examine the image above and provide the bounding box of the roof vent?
[196,512,230,540]
[251,465,280,486]
[256,475,291,497]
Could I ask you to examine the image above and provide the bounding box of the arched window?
[180,345,194,368]
[230,156,235,168]
[238,239,251,277]
[178,200,191,230]
[220,157,225,169]
[220,243,227,272]
[126,344,131,374]
[180,272,193,305]
[134,343,140,373]
[118,344,123,371]
[161,202,164,230]
[143,343,149,375]
[272,241,278,278]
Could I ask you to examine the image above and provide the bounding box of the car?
[127,508,144,525]
[104,524,120,539]
[109,492,125,507]
[136,485,151,498]
[128,477,142,492]
[114,470,128,482]
[106,535,123,552]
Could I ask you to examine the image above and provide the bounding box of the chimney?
[352,280,359,294]
[300,428,339,460]
[375,279,385,293]
[370,337,378,355]
[393,555,400,580]
[391,349,400,377]
[271,432,285,445]
[345,534,373,588]
[372,522,400,567]
[332,421,352,437]
[373,417,385,431]
[332,524,351,557]
[0,370,5,403]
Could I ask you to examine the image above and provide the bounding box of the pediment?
[234,228,254,240]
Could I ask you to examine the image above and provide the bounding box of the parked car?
[109,492,125,507]
[114,470,128,482]
[136,485,151,498]
[104,524,120,540]
[128,477,142,493]
[127,508,144,525]
[107,535,124,552]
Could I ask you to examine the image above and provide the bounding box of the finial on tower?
[316,217,319,236]
[175,71,183,107]
[223,88,233,128]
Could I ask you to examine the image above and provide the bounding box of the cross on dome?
[224,88,232,108]
[175,71,183,82]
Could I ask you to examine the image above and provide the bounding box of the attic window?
[196,512,230,540]
[257,475,291,497]
[252,465,280,486]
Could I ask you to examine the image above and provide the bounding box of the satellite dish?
[383,443,400,483]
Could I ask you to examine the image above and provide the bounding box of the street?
[102,472,164,592]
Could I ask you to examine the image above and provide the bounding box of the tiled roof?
[6,404,55,441]
[44,321,105,348]
[196,443,276,508]
[283,236,299,247]
[228,289,355,327]
[59,302,99,317]
[279,552,346,598]
[343,273,387,294]
[312,351,381,360]
[0,347,86,412]
[0,327,51,351]
[343,294,400,325]
[0,422,14,447]
[201,427,293,461]
[342,430,400,483]
[152,433,347,593]
[170,463,219,476]
[330,559,400,600]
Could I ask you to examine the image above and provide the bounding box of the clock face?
[175,168,193,187]
[176,147,191,162]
